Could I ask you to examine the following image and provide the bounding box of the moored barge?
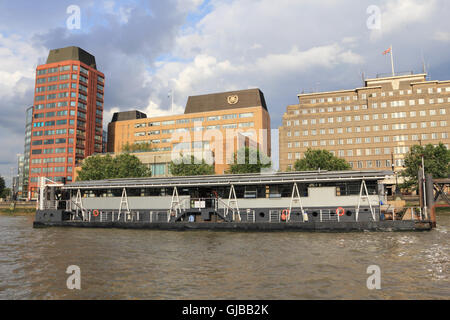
[33,170,433,232]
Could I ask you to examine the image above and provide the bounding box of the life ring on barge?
[336,207,345,217]
[93,209,100,217]
[281,209,290,221]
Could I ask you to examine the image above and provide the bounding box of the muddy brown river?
[0,214,448,299]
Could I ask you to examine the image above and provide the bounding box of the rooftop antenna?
[168,89,174,113]
[421,50,430,80]
[421,50,427,74]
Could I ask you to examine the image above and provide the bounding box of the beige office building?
[107,89,271,175]
[279,73,450,172]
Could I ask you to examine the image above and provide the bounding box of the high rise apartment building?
[279,73,450,172]
[28,46,105,196]
[107,89,271,175]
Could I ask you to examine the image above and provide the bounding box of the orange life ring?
[336,207,345,217]
[281,209,290,221]
[93,209,100,217]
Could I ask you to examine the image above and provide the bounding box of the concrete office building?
[28,46,105,196]
[279,73,449,173]
[107,89,271,175]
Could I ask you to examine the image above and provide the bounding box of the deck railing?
[52,201,425,224]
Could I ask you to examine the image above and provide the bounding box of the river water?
[0,214,448,300]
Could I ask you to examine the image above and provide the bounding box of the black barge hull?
[33,220,432,232]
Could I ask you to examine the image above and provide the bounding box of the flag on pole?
[383,46,395,76]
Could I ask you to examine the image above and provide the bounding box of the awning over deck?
[63,170,393,190]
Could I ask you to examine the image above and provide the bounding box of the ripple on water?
[0,214,449,299]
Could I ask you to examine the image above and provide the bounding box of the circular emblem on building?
[227,95,239,105]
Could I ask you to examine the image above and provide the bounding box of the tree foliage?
[1,188,11,199]
[122,142,153,153]
[77,153,152,181]
[228,147,272,174]
[400,143,450,190]
[0,176,5,198]
[169,154,215,176]
[293,149,351,171]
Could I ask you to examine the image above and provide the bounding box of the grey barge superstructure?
[33,170,433,232]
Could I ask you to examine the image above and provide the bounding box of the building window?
[239,112,254,118]
[221,114,236,120]
[238,122,254,128]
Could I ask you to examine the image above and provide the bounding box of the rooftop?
[46,46,97,69]
[110,88,269,123]
[110,110,147,122]
[185,88,268,114]
[298,73,431,98]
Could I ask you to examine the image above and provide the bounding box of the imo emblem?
[227,95,239,105]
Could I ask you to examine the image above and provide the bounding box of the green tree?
[1,188,11,199]
[77,154,115,181]
[0,176,5,198]
[77,154,151,181]
[113,153,152,178]
[228,147,272,174]
[293,149,351,171]
[400,143,450,190]
[122,142,153,153]
[169,154,215,176]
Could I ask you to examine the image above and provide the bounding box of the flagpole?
[169,89,174,113]
[171,89,174,113]
[390,45,395,77]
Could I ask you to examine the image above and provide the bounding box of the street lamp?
[391,153,397,196]
[421,153,428,219]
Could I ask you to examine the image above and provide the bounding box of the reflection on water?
[0,214,448,299]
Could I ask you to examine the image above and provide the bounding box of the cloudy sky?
[1,0,450,184]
